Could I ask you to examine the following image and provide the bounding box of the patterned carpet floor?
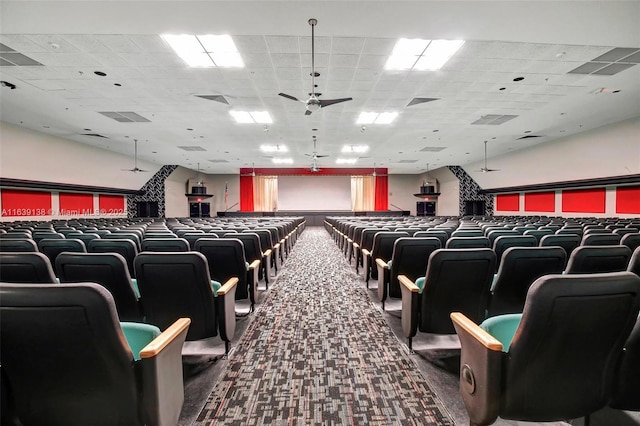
[196,227,454,425]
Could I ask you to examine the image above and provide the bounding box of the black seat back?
[493,235,538,270]
[56,252,142,321]
[445,236,491,249]
[141,238,189,252]
[502,272,640,420]
[195,238,248,300]
[0,283,141,426]
[539,234,581,258]
[488,246,567,317]
[581,233,621,246]
[224,233,262,263]
[0,252,57,283]
[0,238,38,252]
[565,245,632,274]
[37,238,87,274]
[621,233,640,253]
[87,239,138,277]
[420,248,496,333]
[388,237,441,298]
[611,316,640,410]
[134,252,217,340]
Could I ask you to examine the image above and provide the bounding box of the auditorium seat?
[488,246,567,317]
[31,231,65,244]
[195,238,257,313]
[539,234,581,258]
[611,316,640,411]
[104,232,142,251]
[88,238,139,277]
[56,252,143,322]
[366,231,409,287]
[621,233,640,253]
[451,272,640,426]
[581,233,621,246]
[141,238,190,252]
[134,251,236,355]
[565,245,632,274]
[0,238,38,252]
[0,232,32,240]
[523,229,554,243]
[493,235,538,271]
[66,232,101,246]
[224,232,268,289]
[398,248,496,350]
[376,237,441,310]
[0,252,57,283]
[628,247,640,277]
[37,238,87,274]
[355,228,382,274]
[445,236,491,249]
[0,282,190,426]
[249,229,275,277]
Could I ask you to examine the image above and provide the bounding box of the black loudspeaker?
[464,200,486,216]
[189,202,211,218]
[191,186,207,194]
[420,185,436,194]
[417,201,436,216]
[136,201,159,218]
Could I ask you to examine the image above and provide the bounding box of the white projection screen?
[277,175,351,211]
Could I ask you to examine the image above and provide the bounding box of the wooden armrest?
[263,249,272,257]
[451,312,503,351]
[274,243,280,249]
[140,318,191,359]
[375,258,389,269]
[217,277,239,295]
[353,242,360,249]
[249,259,261,270]
[398,275,419,293]
[362,249,371,256]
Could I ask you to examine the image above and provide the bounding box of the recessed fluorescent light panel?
[272,158,293,164]
[161,34,244,68]
[260,145,288,153]
[230,111,273,124]
[385,38,464,71]
[356,112,398,125]
[342,145,369,153]
[336,158,358,165]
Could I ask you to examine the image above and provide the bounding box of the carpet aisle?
[195,227,454,425]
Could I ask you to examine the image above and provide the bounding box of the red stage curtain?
[374,175,388,211]
[240,175,254,212]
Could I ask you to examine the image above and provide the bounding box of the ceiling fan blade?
[304,109,313,116]
[319,97,353,108]
[316,155,329,158]
[279,93,303,102]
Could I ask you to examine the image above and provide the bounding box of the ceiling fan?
[306,137,327,172]
[193,163,206,186]
[278,18,353,115]
[478,140,500,173]
[122,139,149,173]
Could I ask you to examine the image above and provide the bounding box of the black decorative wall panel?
[127,165,178,218]
[447,166,494,216]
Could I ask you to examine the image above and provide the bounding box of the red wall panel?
[374,175,388,211]
[524,191,555,212]
[616,186,640,214]
[496,194,519,211]
[98,194,125,214]
[239,175,254,212]
[1,189,52,216]
[562,188,606,213]
[59,192,94,215]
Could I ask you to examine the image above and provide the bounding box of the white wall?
[465,117,640,189]
[165,169,239,218]
[428,168,460,217]
[0,122,160,189]
[388,174,421,216]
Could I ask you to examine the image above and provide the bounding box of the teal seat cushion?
[415,277,426,294]
[490,273,498,292]
[480,314,523,352]
[130,278,140,298]
[211,280,221,297]
[120,322,161,360]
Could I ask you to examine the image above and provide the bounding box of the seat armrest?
[262,249,272,257]
[353,242,360,249]
[375,258,389,270]
[139,318,191,426]
[376,258,390,303]
[450,312,503,426]
[248,259,261,270]
[362,249,371,257]
[215,278,238,342]
[399,275,420,341]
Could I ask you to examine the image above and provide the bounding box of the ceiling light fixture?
[385,38,465,71]
[272,158,293,164]
[260,144,288,153]
[341,145,369,153]
[230,111,273,124]
[161,34,244,68]
[356,112,398,125]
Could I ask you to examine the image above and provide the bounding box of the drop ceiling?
[0,1,639,174]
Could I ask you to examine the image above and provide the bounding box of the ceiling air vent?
[472,114,518,125]
[398,159,418,163]
[407,97,439,107]
[568,47,640,76]
[99,111,151,123]
[0,43,43,67]
[81,133,108,138]
[195,95,230,105]
[208,159,229,163]
[178,146,207,152]
[517,135,544,140]
[420,146,446,152]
